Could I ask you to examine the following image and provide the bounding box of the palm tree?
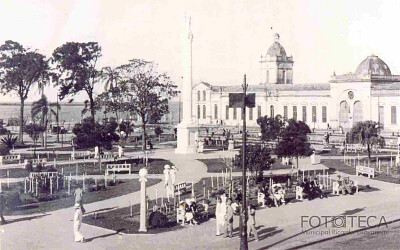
[101,66,121,91]
[31,95,61,148]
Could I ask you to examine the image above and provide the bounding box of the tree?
[0,40,50,143]
[101,66,121,91]
[257,115,285,142]
[52,42,102,120]
[95,84,127,122]
[120,59,177,150]
[235,144,275,181]
[1,134,18,149]
[25,123,45,157]
[154,126,163,142]
[72,117,120,150]
[275,119,313,169]
[347,121,385,162]
[31,95,61,147]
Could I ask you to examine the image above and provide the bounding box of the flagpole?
[240,74,248,250]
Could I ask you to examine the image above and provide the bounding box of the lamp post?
[139,167,148,232]
[240,75,248,250]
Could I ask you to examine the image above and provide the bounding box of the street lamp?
[139,167,148,232]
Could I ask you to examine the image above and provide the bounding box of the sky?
[0,0,399,103]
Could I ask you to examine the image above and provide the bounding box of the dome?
[355,55,391,76]
[266,33,287,57]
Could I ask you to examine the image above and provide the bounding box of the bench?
[257,192,266,207]
[72,151,91,160]
[0,154,21,165]
[106,164,131,175]
[332,181,340,195]
[356,165,375,178]
[174,182,188,195]
[296,186,304,200]
[30,158,48,165]
[29,171,58,178]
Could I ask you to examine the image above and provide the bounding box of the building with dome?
[192,33,400,132]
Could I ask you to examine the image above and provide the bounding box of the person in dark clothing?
[0,191,6,224]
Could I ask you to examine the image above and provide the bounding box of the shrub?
[1,134,18,149]
[19,193,39,205]
[4,191,21,210]
[0,128,9,135]
[148,211,168,228]
[0,144,9,156]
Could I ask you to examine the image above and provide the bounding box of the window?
[322,106,327,123]
[197,105,200,118]
[266,70,269,84]
[302,106,307,122]
[249,107,253,120]
[379,106,384,126]
[203,105,206,119]
[203,90,206,101]
[197,91,200,101]
[258,106,261,119]
[226,106,229,120]
[293,106,297,121]
[312,106,317,123]
[233,107,237,120]
[214,104,218,119]
[283,70,286,84]
[391,106,397,124]
[283,106,288,119]
[270,105,274,118]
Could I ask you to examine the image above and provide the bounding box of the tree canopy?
[235,144,275,181]
[0,40,50,142]
[72,118,119,150]
[275,119,313,168]
[347,120,385,161]
[52,42,102,120]
[257,115,285,141]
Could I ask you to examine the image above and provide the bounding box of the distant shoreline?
[0,102,85,106]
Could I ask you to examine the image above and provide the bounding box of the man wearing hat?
[0,190,6,224]
[170,166,178,186]
[163,165,170,188]
[73,203,85,242]
[224,199,234,238]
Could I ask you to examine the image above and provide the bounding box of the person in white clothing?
[74,203,85,243]
[170,166,178,185]
[163,165,170,188]
[215,197,225,236]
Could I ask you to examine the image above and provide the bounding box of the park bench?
[176,206,186,225]
[0,154,21,165]
[106,164,131,175]
[29,171,58,178]
[174,182,188,195]
[356,165,375,178]
[257,192,266,206]
[296,186,304,200]
[332,181,340,195]
[72,151,91,160]
[30,158,48,165]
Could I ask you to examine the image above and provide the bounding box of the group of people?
[215,194,259,241]
[259,183,286,208]
[300,178,328,200]
[178,198,200,225]
[163,165,178,188]
[337,175,355,195]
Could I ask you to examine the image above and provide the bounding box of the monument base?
[175,121,198,154]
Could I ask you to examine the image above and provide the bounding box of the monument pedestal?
[175,121,198,154]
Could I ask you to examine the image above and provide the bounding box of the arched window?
[203,90,206,101]
[197,91,200,101]
[214,104,218,119]
[283,70,286,84]
[270,105,274,118]
[203,105,206,119]
[339,101,350,124]
[197,105,200,118]
[353,101,363,124]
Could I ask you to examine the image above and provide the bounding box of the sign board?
[228,93,255,108]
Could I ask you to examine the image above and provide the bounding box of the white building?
[192,33,400,132]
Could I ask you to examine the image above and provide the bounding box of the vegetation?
[52,42,102,120]
[257,115,285,142]
[275,119,313,169]
[0,40,50,143]
[1,134,18,149]
[24,124,46,156]
[235,144,275,181]
[154,126,163,141]
[347,121,385,162]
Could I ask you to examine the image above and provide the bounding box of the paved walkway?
[1,148,400,249]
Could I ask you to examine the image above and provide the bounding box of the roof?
[355,55,391,76]
[267,42,287,57]
[210,83,331,93]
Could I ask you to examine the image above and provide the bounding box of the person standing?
[0,190,7,224]
[163,165,170,188]
[224,199,234,238]
[170,166,178,186]
[74,185,85,214]
[215,197,224,236]
[73,203,85,242]
[247,204,259,241]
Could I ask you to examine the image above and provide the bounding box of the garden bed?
[3,178,161,216]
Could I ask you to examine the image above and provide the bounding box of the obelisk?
[175,14,198,154]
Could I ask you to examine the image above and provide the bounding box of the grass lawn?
[321,159,400,184]
[4,178,161,216]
